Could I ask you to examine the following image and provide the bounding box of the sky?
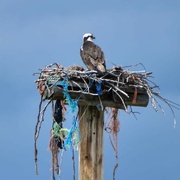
[0,0,180,179]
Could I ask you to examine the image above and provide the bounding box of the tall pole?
[78,105,104,180]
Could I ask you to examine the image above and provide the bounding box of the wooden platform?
[35,64,150,109]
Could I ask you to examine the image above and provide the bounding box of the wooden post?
[34,65,151,179]
[78,105,104,180]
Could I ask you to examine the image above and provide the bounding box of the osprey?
[80,33,106,73]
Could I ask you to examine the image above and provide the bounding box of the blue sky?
[0,0,180,179]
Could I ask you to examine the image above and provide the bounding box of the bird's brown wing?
[82,42,106,72]
[80,48,96,71]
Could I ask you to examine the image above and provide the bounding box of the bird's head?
[82,33,95,43]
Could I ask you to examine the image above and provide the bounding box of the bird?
[80,33,106,73]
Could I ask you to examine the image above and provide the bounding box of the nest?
[34,63,156,110]
[33,62,180,125]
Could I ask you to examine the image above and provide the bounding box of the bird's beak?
[92,35,95,39]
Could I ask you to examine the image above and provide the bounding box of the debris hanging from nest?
[105,107,120,180]
[33,62,180,179]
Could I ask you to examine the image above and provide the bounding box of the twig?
[34,95,43,175]
[34,98,52,175]
[72,149,76,180]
